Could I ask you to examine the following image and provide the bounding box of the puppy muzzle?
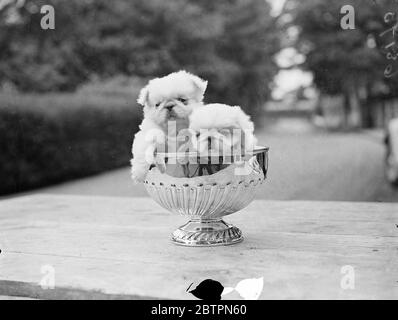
[164,101,176,111]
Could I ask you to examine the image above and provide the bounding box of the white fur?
[131,70,207,182]
[189,103,257,153]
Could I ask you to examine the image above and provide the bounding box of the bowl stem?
[171,219,243,246]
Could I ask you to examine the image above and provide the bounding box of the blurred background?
[1,0,398,202]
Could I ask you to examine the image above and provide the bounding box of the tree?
[0,0,281,119]
[286,0,398,128]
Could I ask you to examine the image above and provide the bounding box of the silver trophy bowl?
[144,146,269,246]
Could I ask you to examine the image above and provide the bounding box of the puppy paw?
[130,166,148,184]
[131,175,145,184]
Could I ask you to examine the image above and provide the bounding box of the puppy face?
[137,71,207,128]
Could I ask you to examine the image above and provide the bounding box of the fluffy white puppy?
[131,70,207,182]
[189,103,257,155]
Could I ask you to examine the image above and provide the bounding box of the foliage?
[0,91,141,194]
[287,0,398,96]
[286,0,398,127]
[0,0,281,117]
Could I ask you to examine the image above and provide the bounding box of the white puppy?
[189,103,257,155]
[131,70,207,182]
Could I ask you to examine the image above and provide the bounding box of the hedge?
[0,92,141,195]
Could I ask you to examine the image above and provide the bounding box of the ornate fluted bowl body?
[144,146,269,246]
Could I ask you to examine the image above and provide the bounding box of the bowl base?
[171,219,243,246]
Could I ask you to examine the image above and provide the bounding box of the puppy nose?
[165,102,175,110]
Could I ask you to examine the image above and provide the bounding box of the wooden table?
[0,195,397,299]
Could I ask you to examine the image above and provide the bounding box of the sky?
[266,0,314,100]
[267,0,287,16]
[273,47,313,100]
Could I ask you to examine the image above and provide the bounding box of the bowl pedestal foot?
[171,219,243,246]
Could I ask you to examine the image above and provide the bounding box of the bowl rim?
[154,145,269,159]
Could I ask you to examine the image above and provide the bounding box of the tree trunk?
[361,100,374,128]
[347,84,362,128]
[343,91,350,129]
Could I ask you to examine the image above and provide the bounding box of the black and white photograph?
[0,0,397,305]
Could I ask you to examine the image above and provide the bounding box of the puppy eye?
[155,102,161,107]
[178,98,187,104]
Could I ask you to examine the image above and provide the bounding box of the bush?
[77,75,146,99]
[0,91,142,195]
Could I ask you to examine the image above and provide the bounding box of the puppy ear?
[190,74,208,101]
[137,86,149,106]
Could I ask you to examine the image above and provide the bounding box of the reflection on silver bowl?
[144,146,269,246]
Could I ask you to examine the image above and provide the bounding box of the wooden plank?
[0,195,397,299]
